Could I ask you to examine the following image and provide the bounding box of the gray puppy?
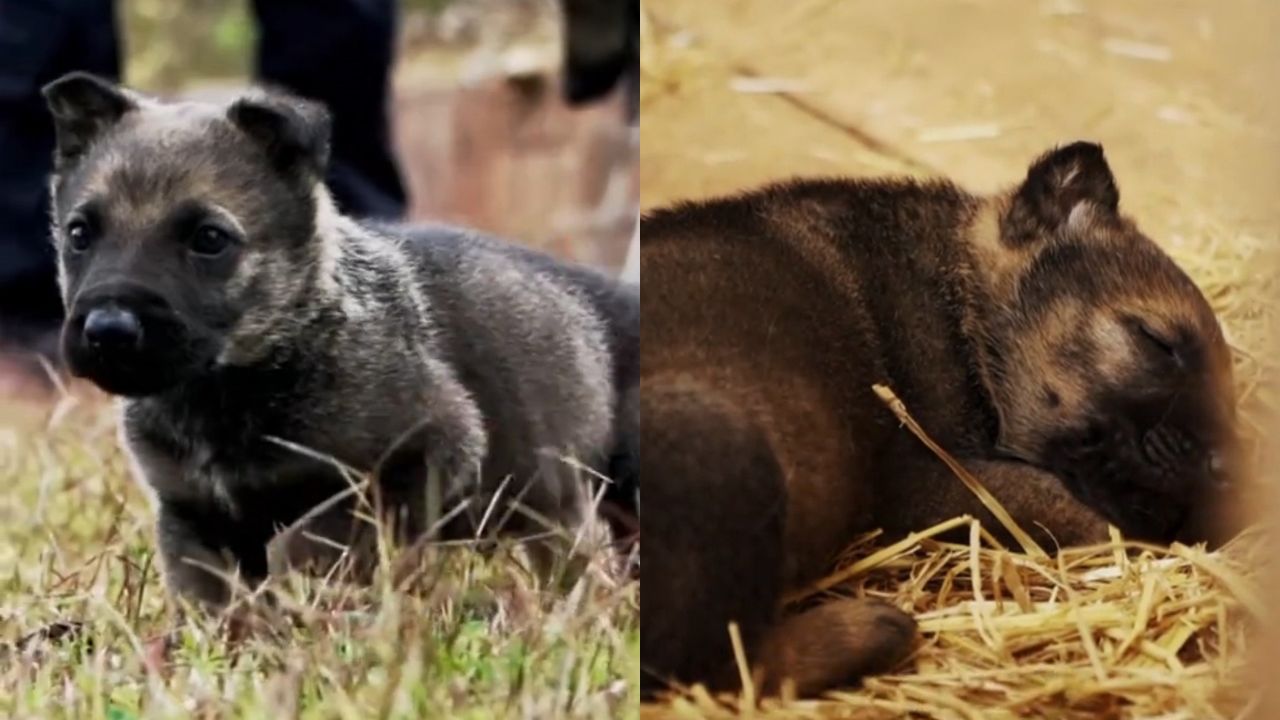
[41,72,639,610]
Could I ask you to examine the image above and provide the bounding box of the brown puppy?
[640,142,1243,698]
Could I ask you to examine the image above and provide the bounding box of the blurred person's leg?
[251,0,407,220]
[0,0,121,354]
[559,0,639,285]
[560,0,639,123]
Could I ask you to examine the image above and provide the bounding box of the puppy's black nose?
[83,307,142,351]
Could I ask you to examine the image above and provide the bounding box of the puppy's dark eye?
[66,220,93,252]
[190,225,234,257]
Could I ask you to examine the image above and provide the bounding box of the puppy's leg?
[359,411,491,581]
[518,455,601,594]
[876,456,1111,548]
[640,381,786,697]
[602,382,640,552]
[374,405,488,530]
[266,490,378,584]
[753,598,916,697]
[156,506,257,612]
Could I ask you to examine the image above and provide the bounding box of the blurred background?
[122,0,636,271]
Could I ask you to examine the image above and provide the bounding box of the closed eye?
[1128,317,1183,367]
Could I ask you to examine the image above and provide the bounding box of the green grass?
[0,394,639,719]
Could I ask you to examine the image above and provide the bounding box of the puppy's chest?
[126,408,345,521]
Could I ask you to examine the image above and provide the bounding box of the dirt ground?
[640,0,1280,250]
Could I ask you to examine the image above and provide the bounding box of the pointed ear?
[41,72,136,167]
[1005,141,1120,242]
[227,92,331,178]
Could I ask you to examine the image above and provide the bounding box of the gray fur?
[43,72,639,610]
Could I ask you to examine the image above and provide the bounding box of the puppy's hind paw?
[755,598,917,698]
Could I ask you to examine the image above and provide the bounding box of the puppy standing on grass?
[41,72,639,610]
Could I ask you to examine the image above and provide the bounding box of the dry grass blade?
[785,515,973,603]
[728,622,757,711]
[872,384,1048,559]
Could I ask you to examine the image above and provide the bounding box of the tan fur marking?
[1066,200,1096,233]
[964,198,1029,296]
[1088,312,1134,377]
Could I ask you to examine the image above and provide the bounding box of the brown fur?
[640,142,1244,697]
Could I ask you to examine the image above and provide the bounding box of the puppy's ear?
[227,91,331,179]
[42,72,137,168]
[1004,141,1120,244]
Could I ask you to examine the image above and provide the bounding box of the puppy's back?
[400,223,638,392]
[382,224,622,505]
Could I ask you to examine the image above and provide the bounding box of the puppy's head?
[42,73,333,396]
[973,142,1243,545]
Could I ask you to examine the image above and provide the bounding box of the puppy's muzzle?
[63,283,183,396]
[68,283,168,348]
